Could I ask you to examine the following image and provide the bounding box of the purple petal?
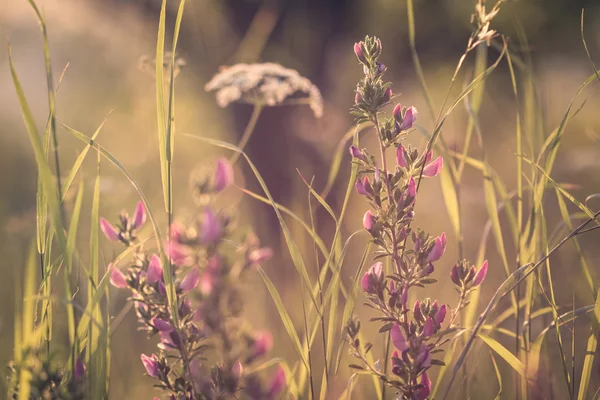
[74,358,86,380]
[423,156,443,177]
[435,304,447,325]
[132,201,147,230]
[140,354,159,377]
[473,260,488,287]
[415,373,431,400]
[100,218,120,241]
[180,268,200,292]
[391,323,407,351]
[393,103,403,121]
[363,210,374,231]
[268,367,287,397]
[396,144,408,168]
[147,254,163,284]
[212,158,234,192]
[399,106,417,130]
[349,145,365,161]
[151,317,174,332]
[361,272,371,293]
[109,266,128,289]
[200,208,222,244]
[423,317,435,337]
[426,233,446,262]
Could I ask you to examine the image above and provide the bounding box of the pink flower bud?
[391,323,407,351]
[100,218,120,241]
[200,271,215,296]
[416,343,431,369]
[423,317,435,337]
[354,42,364,62]
[232,361,243,379]
[212,158,234,192]
[393,103,403,121]
[427,233,446,262]
[349,145,365,161]
[413,300,423,321]
[407,178,416,198]
[110,265,128,288]
[361,262,383,294]
[451,264,461,286]
[473,260,488,286]
[252,331,273,358]
[166,242,189,266]
[396,144,408,168]
[200,208,222,244]
[415,373,431,400]
[132,201,147,230]
[268,367,287,397]
[180,268,200,292]
[147,254,163,284]
[355,176,371,196]
[152,317,174,332]
[140,354,159,377]
[355,92,361,104]
[169,222,185,242]
[249,247,274,264]
[423,156,443,177]
[435,304,447,325]
[363,210,375,231]
[399,106,417,130]
[383,87,392,103]
[74,358,86,380]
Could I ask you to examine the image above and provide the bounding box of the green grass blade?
[478,333,526,378]
[577,291,600,400]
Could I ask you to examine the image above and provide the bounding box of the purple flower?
[151,317,174,332]
[363,210,375,231]
[200,208,222,244]
[169,222,185,242]
[268,367,287,397]
[423,317,435,337]
[147,254,163,285]
[450,264,461,286]
[200,271,216,296]
[132,201,147,230]
[110,265,128,289]
[361,262,383,294]
[355,176,372,196]
[399,106,417,130]
[407,177,417,198]
[415,373,431,400]
[413,300,423,321]
[396,144,408,168]
[383,87,392,103]
[349,145,365,161]
[427,233,446,262]
[252,331,274,358]
[354,42,367,64]
[435,304,447,325]
[74,358,86,380]
[423,156,443,177]
[391,323,407,351]
[140,354,159,377]
[159,331,180,349]
[167,242,189,266]
[473,260,488,286]
[100,218,120,241]
[212,158,234,192]
[249,247,273,264]
[393,103,403,121]
[415,343,431,369]
[180,268,200,292]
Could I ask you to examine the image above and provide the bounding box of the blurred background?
[2,0,600,398]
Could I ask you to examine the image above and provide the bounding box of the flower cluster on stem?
[104,158,286,400]
[345,36,488,400]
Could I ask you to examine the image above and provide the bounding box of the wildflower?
[363,210,375,231]
[252,332,274,359]
[110,265,128,289]
[180,268,200,292]
[200,208,222,244]
[100,218,120,241]
[74,358,86,380]
[268,367,287,398]
[132,201,147,230]
[361,262,383,294]
[232,361,243,379]
[212,158,234,192]
[383,87,392,103]
[473,260,488,286]
[407,177,417,197]
[355,176,372,196]
[415,373,431,400]
[354,42,367,64]
[249,247,274,264]
[399,106,417,130]
[147,254,163,284]
[396,144,408,168]
[393,103,403,121]
[435,304,447,325]
[426,233,446,262]
[152,317,174,332]
[349,145,366,161]
[423,317,435,337]
[166,242,190,266]
[140,354,159,378]
[422,156,443,177]
[200,271,216,296]
[391,323,407,351]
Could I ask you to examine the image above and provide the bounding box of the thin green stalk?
[230,104,263,165]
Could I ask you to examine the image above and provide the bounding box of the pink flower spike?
[427,233,446,262]
[407,178,416,198]
[132,201,147,230]
[473,260,488,287]
[423,156,443,177]
[200,208,222,244]
[363,210,375,231]
[180,268,200,292]
[423,317,435,337]
[140,354,159,378]
[212,158,234,192]
[151,317,174,332]
[415,373,431,400]
[232,361,243,379]
[100,218,120,241]
[268,367,287,397]
[253,331,274,358]
[391,323,408,351]
[109,265,128,289]
[396,145,408,168]
[147,254,163,284]
[399,106,418,130]
[435,304,447,325]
